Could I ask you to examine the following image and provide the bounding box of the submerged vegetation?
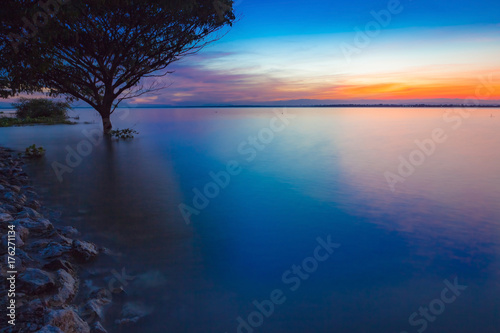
[23,144,46,158]
[110,128,139,139]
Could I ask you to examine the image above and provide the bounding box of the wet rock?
[90,322,107,333]
[18,268,55,294]
[72,240,98,262]
[89,288,113,304]
[17,299,46,328]
[4,191,16,202]
[1,249,34,271]
[1,232,24,250]
[19,218,54,234]
[45,309,90,333]
[1,203,17,214]
[51,269,77,306]
[43,259,75,275]
[37,325,64,333]
[80,299,106,323]
[17,225,30,241]
[26,199,42,211]
[59,226,80,238]
[26,239,51,252]
[9,185,21,193]
[115,302,153,325]
[40,242,72,259]
[0,212,13,223]
[17,193,28,205]
[17,207,42,219]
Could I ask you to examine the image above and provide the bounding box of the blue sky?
[131,0,499,105]
[3,0,499,106]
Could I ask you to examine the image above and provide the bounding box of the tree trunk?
[97,103,113,134]
[102,116,112,134]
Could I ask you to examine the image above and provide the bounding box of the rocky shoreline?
[0,147,118,333]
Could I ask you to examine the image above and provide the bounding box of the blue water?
[1,107,499,332]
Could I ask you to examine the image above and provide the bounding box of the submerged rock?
[90,322,108,333]
[80,299,106,323]
[72,240,99,262]
[115,302,153,326]
[59,226,80,238]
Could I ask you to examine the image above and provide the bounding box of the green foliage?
[24,144,46,158]
[13,98,70,120]
[109,128,139,139]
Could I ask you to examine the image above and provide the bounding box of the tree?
[0,0,235,133]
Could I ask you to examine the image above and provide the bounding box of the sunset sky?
[134,0,500,106]
[3,0,500,107]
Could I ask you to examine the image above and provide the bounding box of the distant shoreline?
[1,104,500,109]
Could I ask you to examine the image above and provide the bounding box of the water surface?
[1,107,499,332]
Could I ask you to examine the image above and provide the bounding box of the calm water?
[1,107,499,332]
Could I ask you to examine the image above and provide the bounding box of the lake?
[1,107,499,332]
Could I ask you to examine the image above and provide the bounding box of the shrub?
[109,128,139,139]
[13,98,70,119]
[24,144,46,158]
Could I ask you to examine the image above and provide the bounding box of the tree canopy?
[0,0,235,132]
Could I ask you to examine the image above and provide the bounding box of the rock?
[115,302,153,325]
[17,299,46,328]
[18,268,55,294]
[59,226,80,238]
[26,239,51,252]
[19,218,54,234]
[0,212,13,223]
[1,249,34,271]
[45,309,90,333]
[40,242,72,259]
[72,240,98,262]
[26,199,42,211]
[17,225,29,241]
[4,191,16,202]
[1,204,17,214]
[17,193,28,205]
[80,299,106,323]
[51,269,77,306]
[89,288,113,304]
[1,232,24,250]
[90,322,107,333]
[37,325,64,333]
[17,207,42,219]
[9,185,21,193]
[43,259,75,275]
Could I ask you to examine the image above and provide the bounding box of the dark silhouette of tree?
[0,0,235,133]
